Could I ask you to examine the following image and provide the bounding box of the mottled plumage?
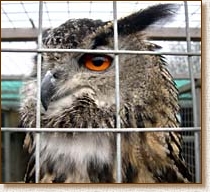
[20,4,192,183]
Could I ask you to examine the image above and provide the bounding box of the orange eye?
[82,54,112,71]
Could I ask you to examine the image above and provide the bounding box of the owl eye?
[81,54,112,71]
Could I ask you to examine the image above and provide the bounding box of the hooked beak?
[41,70,56,111]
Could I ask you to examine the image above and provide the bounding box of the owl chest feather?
[39,133,114,181]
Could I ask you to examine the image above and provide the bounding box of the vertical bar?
[35,1,43,183]
[3,113,10,182]
[4,132,10,182]
[113,1,122,183]
[184,1,200,183]
[195,87,201,126]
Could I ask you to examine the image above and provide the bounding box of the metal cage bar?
[1,48,201,56]
[113,1,122,183]
[34,1,43,183]
[1,127,201,133]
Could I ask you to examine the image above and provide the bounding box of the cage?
[1,1,201,183]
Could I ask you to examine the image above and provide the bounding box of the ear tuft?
[117,4,179,36]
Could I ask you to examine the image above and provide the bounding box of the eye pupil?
[53,73,58,79]
[92,57,105,67]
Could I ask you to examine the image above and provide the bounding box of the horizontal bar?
[1,73,201,81]
[1,127,201,133]
[145,27,200,41]
[1,27,201,42]
[1,48,201,56]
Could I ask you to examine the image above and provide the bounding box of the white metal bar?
[35,1,43,183]
[113,1,122,183]
[1,48,201,56]
[184,1,200,183]
[1,127,201,133]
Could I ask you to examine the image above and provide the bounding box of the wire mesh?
[1,1,201,183]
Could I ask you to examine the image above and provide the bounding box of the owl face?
[39,3,179,114]
[29,3,179,129]
[41,24,160,113]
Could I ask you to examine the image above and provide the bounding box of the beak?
[41,70,56,111]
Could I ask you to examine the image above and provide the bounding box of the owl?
[20,4,192,183]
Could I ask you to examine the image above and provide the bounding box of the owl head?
[22,4,179,128]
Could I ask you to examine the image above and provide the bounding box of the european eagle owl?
[20,4,192,183]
